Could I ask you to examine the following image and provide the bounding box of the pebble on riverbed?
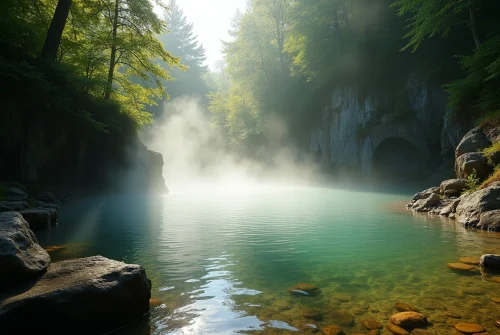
[288,283,321,296]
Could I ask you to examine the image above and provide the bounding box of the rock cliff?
[310,75,469,180]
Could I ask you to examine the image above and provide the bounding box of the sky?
[170,0,247,69]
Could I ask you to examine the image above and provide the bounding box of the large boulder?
[440,179,467,195]
[19,208,58,230]
[455,152,492,179]
[456,186,500,228]
[455,127,491,158]
[477,210,500,231]
[0,201,29,212]
[0,256,152,334]
[0,212,50,285]
[409,193,441,212]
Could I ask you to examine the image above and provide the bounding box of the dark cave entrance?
[372,137,428,181]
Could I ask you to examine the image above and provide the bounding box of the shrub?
[465,169,480,193]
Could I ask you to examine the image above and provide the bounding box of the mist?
[144,97,321,192]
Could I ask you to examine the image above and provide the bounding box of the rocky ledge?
[407,125,500,231]
[0,211,152,334]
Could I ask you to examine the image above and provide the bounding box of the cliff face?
[310,75,469,180]
[0,108,167,193]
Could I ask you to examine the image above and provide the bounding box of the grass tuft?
[481,166,500,189]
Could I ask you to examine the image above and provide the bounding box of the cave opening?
[372,137,428,181]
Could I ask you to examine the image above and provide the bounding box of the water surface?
[36,185,500,334]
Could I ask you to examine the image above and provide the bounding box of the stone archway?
[370,121,430,181]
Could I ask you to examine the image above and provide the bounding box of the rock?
[5,186,28,201]
[37,191,56,203]
[418,299,447,310]
[386,323,410,335]
[367,330,380,335]
[456,127,491,158]
[149,298,163,307]
[447,262,477,273]
[331,310,354,326]
[456,186,500,228]
[463,287,484,295]
[477,210,500,231]
[0,212,50,284]
[302,308,323,321]
[19,208,57,230]
[454,323,485,334]
[441,179,468,194]
[424,187,442,195]
[389,312,428,328]
[459,257,480,265]
[439,198,462,216]
[480,254,500,269]
[411,330,431,335]
[40,203,59,213]
[351,307,365,315]
[445,311,462,319]
[0,256,151,334]
[490,297,500,303]
[0,201,29,212]
[455,152,492,180]
[411,193,441,212]
[333,293,352,302]
[395,302,420,312]
[321,325,344,335]
[288,283,321,296]
[1,181,27,193]
[361,319,382,330]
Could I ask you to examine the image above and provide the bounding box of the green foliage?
[481,166,500,189]
[482,142,500,166]
[465,169,480,193]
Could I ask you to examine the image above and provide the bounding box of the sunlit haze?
[167,0,247,68]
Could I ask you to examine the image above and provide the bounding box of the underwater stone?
[321,325,344,335]
[454,323,485,334]
[386,323,410,335]
[447,262,477,272]
[459,257,480,265]
[331,309,354,326]
[360,319,382,330]
[333,293,352,302]
[301,308,323,321]
[395,302,420,312]
[389,312,428,328]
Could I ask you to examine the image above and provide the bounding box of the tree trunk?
[104,0,120,100]
[40,0,72,62]
[468,0,481,48]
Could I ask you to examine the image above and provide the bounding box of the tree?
[40,0,72,61]
[155,0,208,101]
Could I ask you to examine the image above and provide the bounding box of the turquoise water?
[36,185,500,334]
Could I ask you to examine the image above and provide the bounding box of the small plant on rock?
[465,169,480,193]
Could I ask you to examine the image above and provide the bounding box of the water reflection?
[151,254,263,334]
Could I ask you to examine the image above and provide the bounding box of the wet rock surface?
[456,186,500,228]
[19,208,57,230]
[0,256,151,334]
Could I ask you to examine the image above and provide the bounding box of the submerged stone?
[395,302,420,312]
[149,298,163,307]
[445,311,462,319]
[418,298,447,310]
[321,325,344,335]
[386,323,410,335]
[411,330,432,335]
[491,297,500,304]
[389,312,428,328]
[454,323,485,334]
[447,262,477,273]
[333,293,352,302]
[360,319,382,330]
[331,309,354,326]
[301,308,323,321]
[459,257,480,265]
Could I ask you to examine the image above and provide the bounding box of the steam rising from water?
[144,97,320,192]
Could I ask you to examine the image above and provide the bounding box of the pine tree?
[156,0,208,103]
